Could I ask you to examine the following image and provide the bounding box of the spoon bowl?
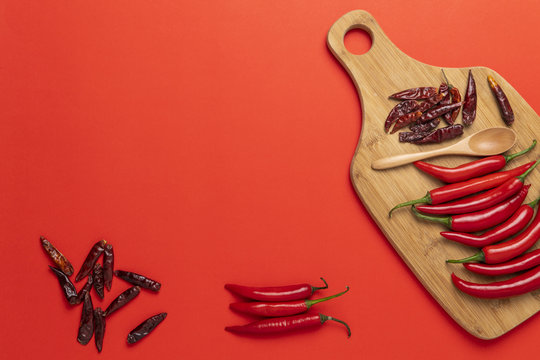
[372,127,517,170]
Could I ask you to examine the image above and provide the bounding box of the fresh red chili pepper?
[75,239,107,282]
[230,287,349,317]
[389,87,437,100]
[225,312,351,337]
[451,267,540,298]
[418,102,463,123]
[440,197,539,247]
[390,111,423,133]
[384,100,420,133]
[488,75,514,126]
[415,161,537,215]
[462,70,477,126]
[413,140,536,183]
[447,195,540,264]
[389,161,534,216]
[412,184,530,232]
[413,124,463,144]
[464,249,540,276]
[225,277,328,302]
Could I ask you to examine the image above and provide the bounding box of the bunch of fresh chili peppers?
[388,140,540,298]
[41,236,166,353]
[225,278,351,337]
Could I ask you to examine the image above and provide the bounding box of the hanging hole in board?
[344,28,372,55]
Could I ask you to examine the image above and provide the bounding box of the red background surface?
[2,0,540,359]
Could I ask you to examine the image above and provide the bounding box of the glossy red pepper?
[440,197,539,247]
[229,287,349,317]
[451,267,540,298]
[447,195,540,264]
[389,161,534,216]
[415,160,537,215]
[464,249,540,276]
[225,312,351,337]
[225,278,328,302]
[412,184,530,232]
[413,140,536,183]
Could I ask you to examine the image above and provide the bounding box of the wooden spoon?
[371,127,517,170]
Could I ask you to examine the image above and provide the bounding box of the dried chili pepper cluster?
[225,278,351,337]
[41,237,166,353]
[389,140,540,298]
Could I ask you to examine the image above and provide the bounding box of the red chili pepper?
[447,87,462,124]
[416,92,445,113]
[464,249,540,276]
[390,111,423,133]
[225,312,351,337]
[412,184,530,232]
[488,75,514,126]
[462,70,477,126]
[229,287,349,317]
[414,161,537,215]
[413,124,463,144]
[447,194,540,264]
[451,267,540,298]
[418,102,463,123]
[440,197,539,247]
[413,140,536,183]
[389,87,437,100]
[225,278,328,302]
[389,161,534,216]
[384,100,420,133]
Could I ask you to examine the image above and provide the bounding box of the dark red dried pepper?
[410,118,440,134]
[104,286,141,317]
[413,124,463,144]
[464,249,540,276]
[488,75,514,126]
[229,287,349,317]
[418,102,462,123]
[390,111,423,133]
[413,140,536,183]
[127,313,168,344]
[384,100,419,133]
[75,239,106,282]
[225,278,328,302]
[93,263,105,299]
[75,275,94,305]
[49,266,79,305]
[389,87,437,100]
[462,70,477,126]
[412,184,530,232]
[41,236,74,276]
[447,87,462,124]
[225,312,351,337]
[416,92,445,113]
[77,292,94,345]
[103,244,114,292]
[114,270,161,292]
[93,307,106,353]
[399,131,430,143]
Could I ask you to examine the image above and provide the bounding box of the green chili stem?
[411,206,452,228]
[306,287,349,309]
[389,192,432,217]
[319,314,351,338]
[517,158,540,182]
[527,197,540,209]
[311,277,328,292]
[505,140,536,163]
[446,251,485,263]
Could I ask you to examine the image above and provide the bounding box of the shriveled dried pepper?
[462,70,477,126]
[488,75,514,126]
[127,313,168,344]
[389,87,437,100]
[416,92,445,113]
[40,236,74,276]
[413,124,463,144]
[115,270,161,292]
[384,100,419,133]
[93,308,106,353]
[93,263,105,299]
[399,131,430,143]
[390,111,423,133]
[75,275,94,305]
[49,266,79,305]
[75,239,106,282]
[103,244,114,292]
[104,286,141,317]
[418,102,462,123]
[410,118,440,134]
[447,87,462,124]
[77,292,94,345]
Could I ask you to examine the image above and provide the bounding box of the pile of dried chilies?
[389,140,540,298]
[225,278,351,337]
[41,237,166,353]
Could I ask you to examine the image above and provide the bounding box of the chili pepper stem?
[389,192,432,217]
[505,140,537,163]
[517,159,540,182]
[528,197,540,208]
[311,277,328,292]
[441,69,453,89]
[306,287,349,309]
[411,206,452,228]
[319,314,351,337]
[447,251,485,263]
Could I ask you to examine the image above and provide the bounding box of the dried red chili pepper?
[412,184,529,232]
[451,267,540,298]
[75,274,94,305]
[75,239,106,282]
[488,75,514,126]
[418,102,462,123]
[447,87,462,124]
[389,87,437,100]
[441,197,539,247]
[410,118,440,134]
[225,277,328,302]
[93,263,105,299]
[77,292,94,345]
[389,161,534,216]
[413,124,463,144]
[93,307,106,353]
[104,286,141,317]
[390,111,423,133]
[462,70,477,126]
[447,196,540,264]
[127,313,168,344]
[384,100,419,133]
[230,287,349,317]
[49,266,79,305]
[40,236,74,276]
[416,92,445,113]
[225,312,351,337]
[399,131,429,143]
[464,249,540,276]
[414,161,537,215]
[413,140,536,183]
[103,244,114,292]
[114,270,161,292]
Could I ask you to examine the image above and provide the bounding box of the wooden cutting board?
[327,10,540,340]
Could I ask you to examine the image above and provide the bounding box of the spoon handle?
[371,147,462,170]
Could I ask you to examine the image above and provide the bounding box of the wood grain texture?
[327,10,540,339]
